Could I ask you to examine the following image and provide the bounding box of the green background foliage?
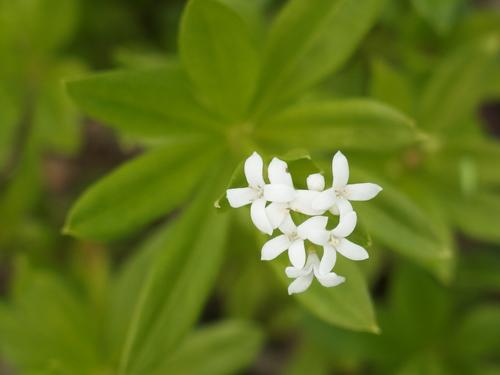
[0,0,499,373]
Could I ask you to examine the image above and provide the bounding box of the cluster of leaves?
[0,0,499,373]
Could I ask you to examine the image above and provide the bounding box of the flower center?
[288,231,299,242]
[329,235,340,247]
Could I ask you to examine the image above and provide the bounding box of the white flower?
[227,152,295,234]
[312,151,383,215]
[264,158,296,229]
[261,215,328,269]
[309,211,369,266]
[286,252,345,295]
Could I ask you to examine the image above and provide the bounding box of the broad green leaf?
[257,100,418,153]
[411,0,465,35]
[67,65,223,139]
[355,176,453,281]
[370,59,414,115]
[0,272,99,374]
[453,305,500,363]
[447,191,500,244]
[254,0,386,113]
[65,141,223,241]
[117,168,230,374]
[270,254,378,333]
[419,37,499,133]
[179,0,259,120]
[155,321,263,375]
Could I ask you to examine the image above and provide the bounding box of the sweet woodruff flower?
[226,151,381,295]
[312,151,383,215]
[227,152,295,235]
[286,252,345,295]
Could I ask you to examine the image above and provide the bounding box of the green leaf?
[355,176,453,281]
[397,352,447,375]
[0,272,99,374]
[179,0,259,120]
[411,0,464,35]
[116,168,230,375]
[67,65,223,139]
[255,0,386,113]
[419,37,500,133]
[155,321,263,375]
[453,305,500,363]
[257,100,418,153]
[65,141,223,241]
[370,59,414,115]
[270,254,378,333]
[448,191,500,244]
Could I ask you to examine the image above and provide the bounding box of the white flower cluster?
[226,151,382,295]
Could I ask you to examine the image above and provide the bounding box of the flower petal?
[306,173,325,191]
[336,238,369,260]
[278,214,296,234]
[308,229,329,246]
[288,273,314,295]
[286,266,306,278]
[268,158,293,187]
[261,234,291,261]
[318,245,337,274]
[265,202,289,229]
[244,152,265,187]
[263,184,296,203]
[345,183,382,201]
[290,190,325,215]
[250,198,273,235]
[316,272,345,288]
[330,197,353,216]
[226,187,257,208]
[331,211,357,238]
[289,240,306,269]
[311,188,336,211]
[332,151,349,189]
[297,216,328,239]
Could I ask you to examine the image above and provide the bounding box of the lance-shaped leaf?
[256,100,418,153]
[179,0,259,120]
[64,140,223,241]
[116,168,230,375]
[154,321,263,375]
[67,64,223,139]
[270,254,379,333]
[419,37,499,133]
[355,176,454,282]
[254,0,386,113]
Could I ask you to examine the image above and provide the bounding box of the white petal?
[331,198,353,215]
[331,211,357,238]
[261,235,291,260]
[286,266,306,278]
[318,245,337,275]
[297,216,328,240]
[278,214,297,235]
[263,184,295,203]
[311,188,336,211]
[288,273,314,295]
[265,202,289,229]
[250,199,273,235]
[308,229,329,246]
[336,238,369,260]
[332,151,349,189]
[288,240,306,269]
[244,152,265,188]
[344,183,382,201]
[306,173,325,191]
[290,190,325,215]
[226,187,257,208]
[316,272,345,288]
[268,158,293,187]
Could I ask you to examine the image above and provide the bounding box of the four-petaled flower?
[312,151,382,215]
[225,151,381,295]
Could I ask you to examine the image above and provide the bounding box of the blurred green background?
[0,0,500,374]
